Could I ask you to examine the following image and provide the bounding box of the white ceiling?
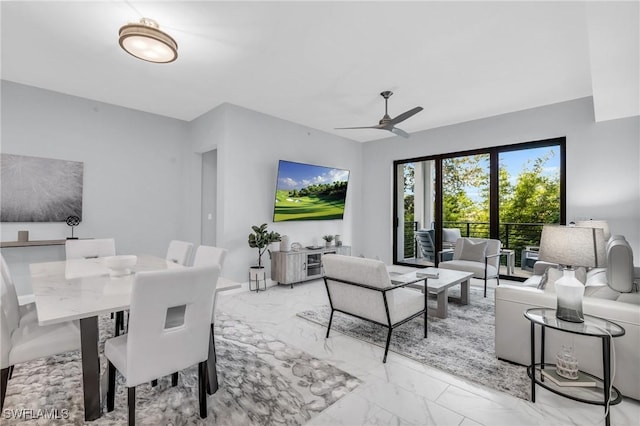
[1,1,638,142]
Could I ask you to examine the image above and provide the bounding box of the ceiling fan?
[336,91,423,138]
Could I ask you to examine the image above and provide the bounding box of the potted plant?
[322,235,334,247]
[248,223,281,289]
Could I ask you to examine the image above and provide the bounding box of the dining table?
[29,254,238,421]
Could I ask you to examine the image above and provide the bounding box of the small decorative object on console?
[555,345,579,379]
[66,215,80,239]
[279,235,291,252]
[291,242,302,251]
[322,235,334,247]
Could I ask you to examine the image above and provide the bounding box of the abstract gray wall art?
[1,154,83,222]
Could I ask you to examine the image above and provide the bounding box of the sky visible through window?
[404,146,560,200]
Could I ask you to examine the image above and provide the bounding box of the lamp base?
[555,268,585,323]
[555,307,584,323]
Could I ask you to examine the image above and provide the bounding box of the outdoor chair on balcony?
[438,237,502,297]
[415,229,436,263]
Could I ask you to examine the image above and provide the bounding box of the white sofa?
[495,237,640,400]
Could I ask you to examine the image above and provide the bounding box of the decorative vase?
[280,235,290,252]
[555,269,585,323]
[325,241,331,248]
[335,234,342,246]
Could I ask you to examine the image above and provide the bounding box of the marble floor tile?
[219,278,640,426]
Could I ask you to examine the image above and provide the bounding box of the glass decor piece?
[556,345,579,379]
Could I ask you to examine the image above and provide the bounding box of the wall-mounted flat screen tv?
[273,160,349,222]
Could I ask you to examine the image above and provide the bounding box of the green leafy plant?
[322,235,334,243]
[248,223,281,268]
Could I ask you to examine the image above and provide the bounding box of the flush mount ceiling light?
[118,17,177,63]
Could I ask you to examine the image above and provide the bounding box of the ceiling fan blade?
[389,106,423,126]
[335,125,385,130]
[390,127,410,138]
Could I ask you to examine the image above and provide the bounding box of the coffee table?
[391,268,474,318]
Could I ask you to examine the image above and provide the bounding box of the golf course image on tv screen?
[273,160,349,222]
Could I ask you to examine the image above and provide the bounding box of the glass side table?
[524,308,625,426]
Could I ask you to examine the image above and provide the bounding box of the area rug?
[297,287,529,401]
[2,313,361,425]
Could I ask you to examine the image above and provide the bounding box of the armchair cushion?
[458,239,488,263]
[439,260,498,279]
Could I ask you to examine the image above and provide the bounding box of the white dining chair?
[65,238,124,331]
[1,285,81,411]
[105,266,219,426]
[165,240,194,266]
[0,255,37,328]
[193,245,227,394]
[65,238,116,260]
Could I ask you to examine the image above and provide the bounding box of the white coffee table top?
[391,267,474,292]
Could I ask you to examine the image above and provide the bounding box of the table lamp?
[538,225,602,323]
[574,220,609,268]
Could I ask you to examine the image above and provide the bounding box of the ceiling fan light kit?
[336,91,423,138]
[119,18,178,63]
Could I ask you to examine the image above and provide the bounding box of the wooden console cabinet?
[271,246,351,287]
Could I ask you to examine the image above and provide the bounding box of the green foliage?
[443,155,489,223]
[248,223,281,267]
[288,181,347,198]
[404,163,415,223]
[322,235,334,242]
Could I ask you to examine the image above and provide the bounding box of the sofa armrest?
[533,261,558,276]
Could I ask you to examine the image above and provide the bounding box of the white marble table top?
[30,255,183,326]
[390,267,475,292]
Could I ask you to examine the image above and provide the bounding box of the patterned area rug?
[297,287,529,400]
[2,313,360,425]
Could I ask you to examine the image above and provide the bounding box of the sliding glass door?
[396,160,436,266]
[393,138,565,280]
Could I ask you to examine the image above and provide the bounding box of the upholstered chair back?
[442,228,462,248]
[124,266,219,387]
[606,237,634,293]
[323,255,392,324]
[0,275,20,332]
[166,240,194,266]
[0,308,11,370]
[1,254,13,288]
[192,245,227,323]
[65,238,116,259]
[193,245,227,269]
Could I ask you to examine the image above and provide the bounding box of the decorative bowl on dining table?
[104,255,138,277]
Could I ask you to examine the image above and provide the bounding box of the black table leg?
[602,336,611,426]
[530,321,536,402]
[206,323,219,395]
[79,316,101,421]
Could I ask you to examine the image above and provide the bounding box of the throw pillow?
[458,239,488,263]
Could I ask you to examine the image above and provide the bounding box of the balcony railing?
[403,221,545,268]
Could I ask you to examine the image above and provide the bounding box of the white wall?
[361,97,640,264]
[188,103,363,283]
[1,81,191,295]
